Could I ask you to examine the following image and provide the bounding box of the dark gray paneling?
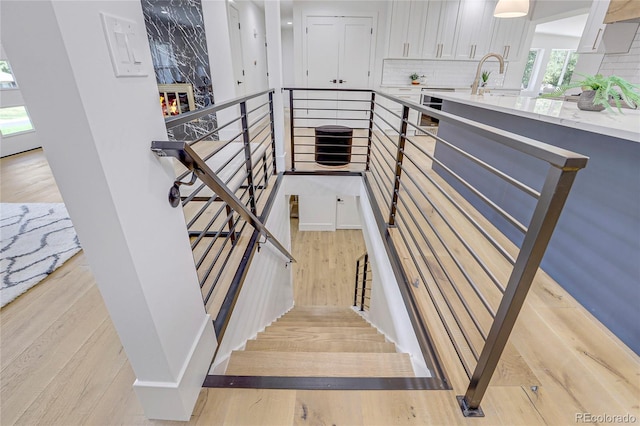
[434,100,640,354]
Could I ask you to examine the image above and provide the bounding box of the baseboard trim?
[133,316,216,421]
[202,375,447,390]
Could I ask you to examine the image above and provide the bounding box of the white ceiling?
[535,13,589,38]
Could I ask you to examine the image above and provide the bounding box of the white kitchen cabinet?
[454,0,496,60]
[578,0,639,54]
[421,0,461,59]
[578,0,610,53]
[490,16,529,60]
[387,0,427,58]
[375,86,422,136]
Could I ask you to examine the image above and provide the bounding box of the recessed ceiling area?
[535,13,589,38]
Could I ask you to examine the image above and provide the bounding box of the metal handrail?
[285,87,588,416]
[353,252,370,311]
[151,140,295,264]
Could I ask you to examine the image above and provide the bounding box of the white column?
[202,0,242,141]
[1,0,216,420]
[264,0,287,172]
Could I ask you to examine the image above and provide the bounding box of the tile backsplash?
[598,29,640,84]
[382,59,508,88]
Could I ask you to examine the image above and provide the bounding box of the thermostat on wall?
[100,12,148,77]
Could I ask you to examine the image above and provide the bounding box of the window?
[0,106,35,136]
[0,60,18,89]
[521,49,541,91]
[540,49,578,93]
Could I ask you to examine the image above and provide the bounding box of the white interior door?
[228,6,245,97]
[338,17,373,129]
[336,196,362,229]
[305,17,340,126]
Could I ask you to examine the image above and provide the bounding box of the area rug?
[0,203,81,307]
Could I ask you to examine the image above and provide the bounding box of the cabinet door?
[490,16,529,60]
[421,0,461,59]
[578,0,609,53]
[388,0,426,57]
[455,0,496,60]
[388,1,412,57]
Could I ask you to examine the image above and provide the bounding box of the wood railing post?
[388,105,409,225]
[459,165,581,416]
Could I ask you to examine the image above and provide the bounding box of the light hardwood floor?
[1,148,639,425]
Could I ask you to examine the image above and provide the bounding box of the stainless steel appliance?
[420,88,455,128]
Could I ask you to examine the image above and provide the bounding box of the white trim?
[133,316,216,421]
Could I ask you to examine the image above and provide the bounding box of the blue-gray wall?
[434,100,640,354]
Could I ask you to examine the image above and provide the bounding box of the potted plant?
[544,73,640,113]
[481,70,492,87]
[410,73,423,85]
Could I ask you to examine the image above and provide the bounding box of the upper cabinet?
[387,0,531,61]
[421,0,461,59]
[387,0,427,58]
[604,0,640,23]
[578,0,639,54]
[454,0,497,60]
[490,16,529,60]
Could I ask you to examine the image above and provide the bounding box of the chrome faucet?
[471,53,505,95]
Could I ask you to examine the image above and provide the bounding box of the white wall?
[281,26,295,87]
[1,1,215,420]
[211,182,294,373]
[599,27,640,84]
[233,0,269,95]
[0,44,40,157]
[292,0,389,89]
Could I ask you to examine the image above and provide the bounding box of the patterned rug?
[0,203,81,307]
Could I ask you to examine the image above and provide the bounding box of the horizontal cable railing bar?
[403,134,528,234]
[391,211,476,376]
[188,115,244,146]
[403,119,540,199]
[294,160,368,165]
[375,91,588,169]
[284,87,373,93]
[247,111,271,131]
[292,97,372,103]
[398,155,506,294]
[176,134,245,183]
[292,116,371,122]
[291,134,371,140]
[246,100,270,116]
[394,203,489,344]
[291,107,371,113]
[371,111,403,137]
[397,178,497,320]
[165,89,273,128]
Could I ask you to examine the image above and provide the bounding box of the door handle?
[339,79,346,84]
[237,80,243,85]
[329,79,337,83]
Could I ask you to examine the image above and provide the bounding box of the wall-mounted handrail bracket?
[167,172,198,208]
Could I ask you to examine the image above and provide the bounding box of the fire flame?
[169,99,178,115]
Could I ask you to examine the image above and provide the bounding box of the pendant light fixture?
[494,0,529,18]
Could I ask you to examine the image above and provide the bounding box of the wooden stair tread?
[244,340,397,353]
[255,329,387,343]
[225,352,415,377]
[264,325,376,333]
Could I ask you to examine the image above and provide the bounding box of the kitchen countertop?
[423,90,640,143]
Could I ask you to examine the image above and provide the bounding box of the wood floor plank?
[216,389,296,426]
[0,284,109,425]
[294,390,364,425]
[13,318,128,426]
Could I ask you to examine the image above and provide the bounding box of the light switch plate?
[100,12,148,77]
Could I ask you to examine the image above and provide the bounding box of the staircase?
[225,306,415,377]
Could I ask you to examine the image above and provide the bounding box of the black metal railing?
[285,87,588,415]
[151,89,291,339]
[353,252,371,311]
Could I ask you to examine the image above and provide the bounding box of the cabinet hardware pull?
[403,42,409,57]
[592,28,602,50]
[473,45,477,58]
[469,45,473,58]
